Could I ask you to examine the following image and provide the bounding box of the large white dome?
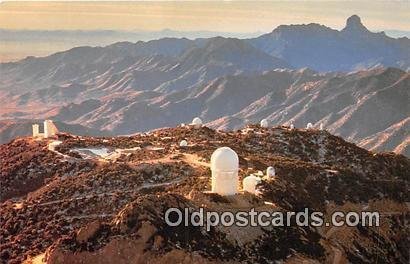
[211,147,239,172]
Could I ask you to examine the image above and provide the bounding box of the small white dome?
[243,175,262,194]
[266,166,275,177]
[319,123,324,130]
[260,119,269,128]
[211,147,239,172]
[306,122,313,129]
[179,140,188,147]
[191,117,203,128]
[290,123,294,129]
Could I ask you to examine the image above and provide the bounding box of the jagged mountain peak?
[342,14,369,34]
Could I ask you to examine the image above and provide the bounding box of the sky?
[1,1,409,32]
[0,1,409,62]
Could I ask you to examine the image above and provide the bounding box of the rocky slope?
[0,125,409,263]
[2,67,408,157]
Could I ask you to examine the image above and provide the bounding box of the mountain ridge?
[2,15,409,72]
[0,15,408,157]
[249,15,410,71]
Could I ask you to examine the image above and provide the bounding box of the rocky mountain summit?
[0,125,409,263]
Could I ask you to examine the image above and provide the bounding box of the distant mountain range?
[250,15,410,71]
[0,15,409,156]
[0,29,265,62]
[1,24,409,63]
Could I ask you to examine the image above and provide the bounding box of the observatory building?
[243,175,262,194]
[191,117,203,128]
[260,119,269,128]
[319,123,324,130]
[306,122,313,129]
[44,120,58,138]
[32,120,58,139]
[179,139,188,147]
[32,124,40,137]
[210,147,239,196]
[266,166,275,178]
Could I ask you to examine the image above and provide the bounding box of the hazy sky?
[0,1,409,62]
[1,1,409,32]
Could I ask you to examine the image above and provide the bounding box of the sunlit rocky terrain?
[1,125,409,263]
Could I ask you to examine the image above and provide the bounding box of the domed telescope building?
[191,117,203,128]
[243,175,262,194]
[210,147,239,196]
[260,119,269,128]
[266,166,275,178]
[179,139,188,147]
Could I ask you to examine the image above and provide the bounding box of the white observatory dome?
[306,122,313,129]
[210,147,239,196]
[319,123,324,130]
[266,166,275,178]
[260,119,269,128]
[290,123,294,130]
[211,147,239,172]
[191,117,203,128]
[243,175,262,194]
[179,140,188,147]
